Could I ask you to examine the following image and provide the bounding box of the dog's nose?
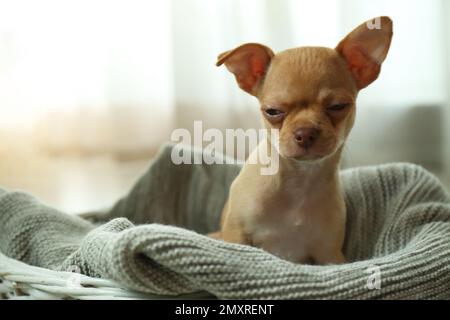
[294,128,320,148]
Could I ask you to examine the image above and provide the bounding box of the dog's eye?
[264,108,285,117]
[327,103,350,111]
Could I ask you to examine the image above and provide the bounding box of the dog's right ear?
[216,43,274,96]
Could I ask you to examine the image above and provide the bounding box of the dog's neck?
[265,138,343,192]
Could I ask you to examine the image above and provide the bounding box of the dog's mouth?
[284,150,329,162]
[279,141,338,162]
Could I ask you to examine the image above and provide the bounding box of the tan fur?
[211,17,393,264]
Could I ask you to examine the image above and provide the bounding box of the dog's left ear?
[216,43,274,96]
[336,16,393,89]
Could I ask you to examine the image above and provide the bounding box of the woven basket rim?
[0,251,211,300]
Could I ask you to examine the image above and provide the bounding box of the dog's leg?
[207,231,222,240]
[312,250,346,265]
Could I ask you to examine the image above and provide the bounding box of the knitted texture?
[1,144,450,299]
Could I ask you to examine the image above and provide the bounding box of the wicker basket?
[0,251,210,300]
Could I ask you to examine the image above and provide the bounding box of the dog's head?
[217,17,393,161]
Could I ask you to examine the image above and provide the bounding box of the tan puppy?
[211,17,393,264]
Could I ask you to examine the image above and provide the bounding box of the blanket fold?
[1,144,450,299]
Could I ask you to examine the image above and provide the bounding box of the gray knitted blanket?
[1,144,450,299]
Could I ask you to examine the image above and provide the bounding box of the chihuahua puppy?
[210,17,393,264]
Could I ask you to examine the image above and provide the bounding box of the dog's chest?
[246,201,315,263]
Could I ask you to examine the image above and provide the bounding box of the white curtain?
[443,0,450,181]
[0,0,448,167]
[0,0,174,156]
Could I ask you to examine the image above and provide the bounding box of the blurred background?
[0,0,449,213]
